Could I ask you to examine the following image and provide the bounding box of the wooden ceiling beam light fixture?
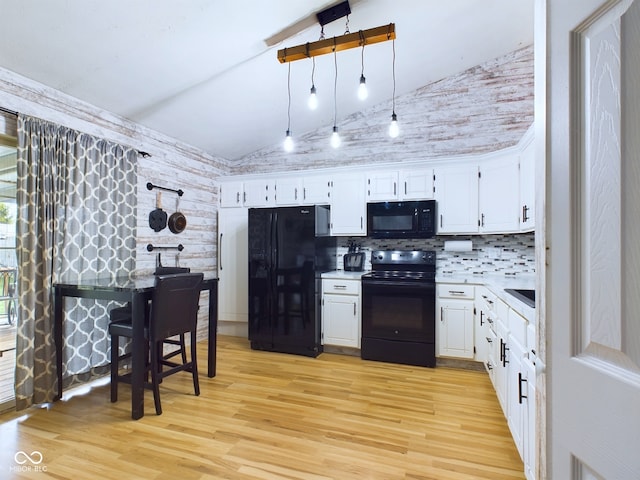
[277,23,396,64]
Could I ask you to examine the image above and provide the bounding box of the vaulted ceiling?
[0,0,534,161]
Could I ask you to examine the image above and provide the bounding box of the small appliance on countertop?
[343,240,365,272]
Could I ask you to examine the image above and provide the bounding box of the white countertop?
[321,270,369,280]
[437,273,536,323]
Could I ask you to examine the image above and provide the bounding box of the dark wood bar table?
[53,273,218,419]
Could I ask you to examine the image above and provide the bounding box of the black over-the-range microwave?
[367,200,437,239]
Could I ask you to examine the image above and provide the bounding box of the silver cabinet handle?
[295,187,298,200]
[353,302,356,316]
[333,285,347,290]
[449,290,466,295]
[219,233,223,270]
[236,192,240,204]
[393,182,397,196]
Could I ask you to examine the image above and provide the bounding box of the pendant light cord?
[391,38,396,115]
[333,44,338,127]
[287,62,292,132]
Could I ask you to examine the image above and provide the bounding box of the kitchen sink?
[504,288,535,308]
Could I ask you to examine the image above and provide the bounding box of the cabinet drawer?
[508,308,527,346]
[438,284,475,299]
[322,279,360,295]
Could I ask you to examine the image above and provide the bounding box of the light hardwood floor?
[0,335,524,479]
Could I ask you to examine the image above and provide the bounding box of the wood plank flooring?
[0,335,524,479]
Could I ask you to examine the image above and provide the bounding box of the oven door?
[362,279,436,342]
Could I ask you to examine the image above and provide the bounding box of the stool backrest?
[154,266,190,275]
[150,273,203,341]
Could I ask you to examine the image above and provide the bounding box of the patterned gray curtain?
[14,114,137,409]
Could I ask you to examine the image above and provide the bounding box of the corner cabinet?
[436,284,475,359]
[330,173,366,236]
[321,278,361,348]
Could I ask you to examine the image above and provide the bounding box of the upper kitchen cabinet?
[366,170,398,201]
[301,175,331,205]
[478,153,520,233]
[330,172,366,236]
[400,168,434,200]
[518,137,535,231]
[219,180,244,208]
[274,177,301,206]
[219,179,274,208]
[366,168,434,201]
[434,164,479,234]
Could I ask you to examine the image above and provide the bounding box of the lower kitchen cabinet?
[321,278,361,348]
[436,284,475,359]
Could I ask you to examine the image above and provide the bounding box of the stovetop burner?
[362,250,437,282]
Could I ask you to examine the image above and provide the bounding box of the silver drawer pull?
[449,290,466,295]
[333,285,347,289]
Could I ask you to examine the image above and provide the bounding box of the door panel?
[548,0,640,478]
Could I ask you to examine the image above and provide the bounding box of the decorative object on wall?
[149,191,168,232]
[147,181,186,233]
[444,240,473,252]
[277,1,397,148]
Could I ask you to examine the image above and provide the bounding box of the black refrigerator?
[248,206,336,357]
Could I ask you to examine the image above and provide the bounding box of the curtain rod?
[0,106,18,116]
[0,106,151,156]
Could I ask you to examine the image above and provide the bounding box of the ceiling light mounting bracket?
[317,1,351,27]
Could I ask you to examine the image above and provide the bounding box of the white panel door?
[547,0,640,478]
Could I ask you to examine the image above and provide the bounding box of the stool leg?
[150,340,162,415]
[110,334,119,403]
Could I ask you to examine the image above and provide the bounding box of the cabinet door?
[330,173,366,236]
[437,298,474,359]
[366,170,399,201]
[475,303,490,365]
[495,318,509,416]
[434,165,479,234]
[275,177,301,205]
[507,335,526,460]
[479,153,520,233]
[302,175,331,205]
[243,179,273,207]
[523,354,536,480]
[217,208,248,323]
[400,168,434,200]
[219,180,244,208]
[322,293,360,348]
[519,139,535,231]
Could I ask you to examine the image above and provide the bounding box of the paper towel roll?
[444,240,473,252]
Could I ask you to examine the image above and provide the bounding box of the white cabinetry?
[275,177,301,205]
[330,173,366,236]
[494,298,510,414]
[436,284,475,359]
[434,164,479,234]
[366,170,398,201]
[321,278,361,348]
[400,168,434,200]
[219,180,244,208]
[217,208,249,326]
[244,179,274,207]
[219,179,273,208]
[302,175,331,204]
[366,168,434,201]
[478,153,520,233]
[475,287,495,375]
[519,138,535,231]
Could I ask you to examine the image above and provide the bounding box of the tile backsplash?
[336,233,535,276]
